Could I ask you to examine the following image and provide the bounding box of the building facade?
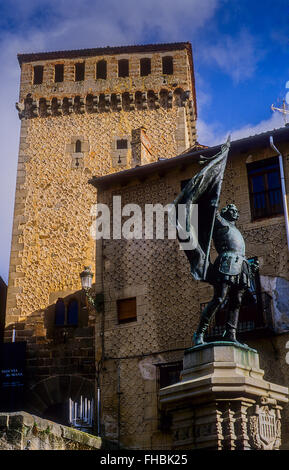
[90,127,289,449]
[4,42,197,430]
[4,40,289,450]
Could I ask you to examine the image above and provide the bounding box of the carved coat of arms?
[249,397,281,450]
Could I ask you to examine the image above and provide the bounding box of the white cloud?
[201,29,263,82]
[197,110,285,147]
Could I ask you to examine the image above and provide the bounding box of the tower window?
[55,298,79,326]
[140,58,151,76]
[162,56,173,75]
[75,140,82,153]
[117,298,137,324]
[55,298,65,326]
[247,157,283,220]
[116,139,128,150]
[55,64,64,83]
[75,62,85,81]
[67,299,78,326]
[33,65,44,84]
[96,60,107,79]
[118,59,129,78]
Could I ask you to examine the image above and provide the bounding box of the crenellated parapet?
[16,88,192,119]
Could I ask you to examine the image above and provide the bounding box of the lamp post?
[79,266,104,436]
[79,266,104,312]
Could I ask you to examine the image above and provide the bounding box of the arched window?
[140,58,151,76]
[96,60,107,79]
[75,140,82,153]
[162,56,173,75]
[118,59,129,78]
[55,298,65,325]
[67,299,78,326]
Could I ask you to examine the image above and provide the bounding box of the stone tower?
[6,42,197,329]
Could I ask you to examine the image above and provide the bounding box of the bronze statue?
[171,138,258,346]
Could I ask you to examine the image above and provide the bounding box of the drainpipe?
[97,386,100,436]
[269,136,289,250]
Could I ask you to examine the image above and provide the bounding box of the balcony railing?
[202,291,274,341]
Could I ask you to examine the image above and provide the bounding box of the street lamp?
[80,266,94,290]
[79,266,104,312]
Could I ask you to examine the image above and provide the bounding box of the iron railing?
[202,291,273,340]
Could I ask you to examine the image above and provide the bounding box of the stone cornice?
[16,88,193,120]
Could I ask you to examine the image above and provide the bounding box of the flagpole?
[202,137,230,280]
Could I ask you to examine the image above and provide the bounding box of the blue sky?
[0,0,288,282]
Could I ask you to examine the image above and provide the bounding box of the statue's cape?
[170,137,230,282]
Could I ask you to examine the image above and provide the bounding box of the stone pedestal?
[159,343,289,450]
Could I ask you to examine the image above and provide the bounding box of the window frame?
[117,297,137,324]
[54,64,64,83]
[75,62,85,82]
[118,59,129,78]
[96,60,107,80]
[54,297,79,327]
[116,139,128,150]
[162,56,174,75]
[157,361,183,389]
[33,65,44,85]
[140,58,151,76]
[247,157,283,221]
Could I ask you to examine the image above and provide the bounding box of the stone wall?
[0,411,114,450]
[6,45,196,330]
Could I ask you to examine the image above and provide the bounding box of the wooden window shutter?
[117,298,137,324]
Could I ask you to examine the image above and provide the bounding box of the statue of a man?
[171,138,258,346]
[193,203,258,345]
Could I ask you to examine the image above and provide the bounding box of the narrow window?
[140,58,151,76]
[162,56,173,75]
[55,64,64,83]
[116,139,128,150]
[75,140,82,153]
[75,62,85,81]
[33,65,43,84]
[96,60,107,79]
[55,298,65,325]
[118,59,129,78]
[247,157,283,220]
[67,299,78,326]
[117,298,137,324]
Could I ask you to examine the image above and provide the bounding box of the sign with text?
[0,342,26,411]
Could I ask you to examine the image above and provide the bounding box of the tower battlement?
[17,42,196,137]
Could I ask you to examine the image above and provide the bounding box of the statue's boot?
[193,313,210,346]
[223,309,240,343]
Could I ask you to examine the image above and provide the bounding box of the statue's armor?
[211,212,251,287]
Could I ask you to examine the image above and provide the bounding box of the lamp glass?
[80,267,93,289]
